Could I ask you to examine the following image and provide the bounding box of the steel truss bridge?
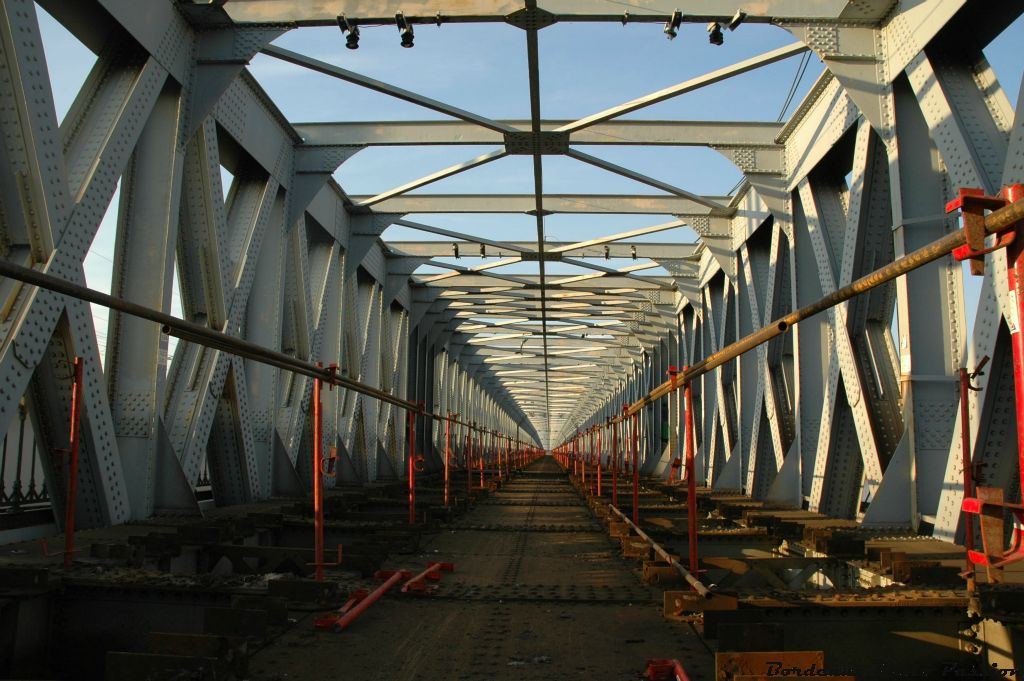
[0,0,1021,544]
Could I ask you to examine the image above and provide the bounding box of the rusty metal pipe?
[615,196,1024,421]
[608,504,710,598]
[0,259,418,412]
[0,260,530,448]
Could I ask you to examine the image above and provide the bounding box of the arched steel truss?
[0,0,1021,541]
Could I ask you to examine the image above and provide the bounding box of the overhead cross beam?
[294,120,785,147]
[211,1,899,27]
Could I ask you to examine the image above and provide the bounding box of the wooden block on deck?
[148,633,247,677]
[642,561,681,585]
[664,590,737,619]
[148,632,245,659]
[105,652,218,681]
[608,521,630,538]
[203,607,267,640]
[621,537,653,559]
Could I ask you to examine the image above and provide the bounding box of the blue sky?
[33,5,1024,361]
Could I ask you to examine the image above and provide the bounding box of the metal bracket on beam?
[503,130,570,155]
[519,251,563,262]
[505,7,557,31]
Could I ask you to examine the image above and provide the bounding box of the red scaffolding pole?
[407,407,418,526]
[630,409,639,525]
[957,186,1024,577]
[62,357,84,571]
[444,412,456,508]
[313,366,325,582]
[611,415,619,507]
[683,368,698,577]
[466,425,473,499]
[478,429,485,489]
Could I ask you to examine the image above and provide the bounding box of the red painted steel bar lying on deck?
[314,569,411,631]
[646,658,693,681]
[401,562,455,594]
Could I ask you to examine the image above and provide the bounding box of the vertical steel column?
[63,357,84,571]
[596,423,602,498]
[684,369,698,577]
[407,408,417,526]
[313,368,325,582]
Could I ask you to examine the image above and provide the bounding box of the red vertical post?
[1006,184,1024,502]
[596,424,602,498]
[467,426,473,498]
[478,428,485,489]
[957,367,977,587]
[631,412,640,525]
[63,357,84,571]
[589,429,596,494]
[667,366,679,483]
[684,369,698,577]
[407,408,417,526]
[444,413,454,508]
[611,416,619,507]
[584,433,589,490]
[313,367,325,582]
